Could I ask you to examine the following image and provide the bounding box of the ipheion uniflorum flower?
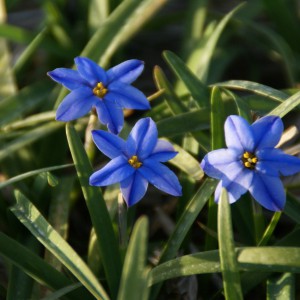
[47,57,150,134]
[89,117,182,206]
[201,115,300,211]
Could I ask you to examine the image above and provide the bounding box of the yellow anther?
[128,155,142,169]
[243,152,251,159]
[244,161,252,168]
[242,151,258,169]
[93,82,108,98]
[251,157,258,163]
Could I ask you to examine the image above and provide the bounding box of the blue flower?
[89,117,182,206]
[47,57,150,134]
[201,115,300,211]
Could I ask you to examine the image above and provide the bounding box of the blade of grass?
[82,0,170,66]
[163,50,209,108]
[0,122,64,162]
[66,123,121,299]
[0,232,89,300]
[117,217,150,300]
[267,273,295,300]
[213,80,288,102]
[218,188,243,299]
[0,164,73,189]
[150,178,217,299]
[156,109,210,137]
[149,247,300,285]
[11,190,109,300]
[268,90,300,118]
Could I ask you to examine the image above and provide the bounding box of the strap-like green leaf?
[218,188,243,300]
[66,123,121,299]
[117,217,150,300]
[11,190,109,300]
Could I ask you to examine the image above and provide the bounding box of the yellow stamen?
[242,152,258,169]
[93,82,108,98]
[128,155,142,169]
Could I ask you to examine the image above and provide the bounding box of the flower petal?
[94,100,124,134]
[139,159,182,196]
[106,82,150,110]
[107,59,144,84]
[149,139,177,162]
[120,172,148,207]
[224,115,255,152]
[56,87,97,121]
[74,57,107,86]
[89,156,134,186]
[214,163,253,204]
[251,115,283,150]
[91,130,126,159]
[126,118,158,159]
[249,173,285,211]
[256,148,300,176]
[200,148,242,179]
[47,68,88,90]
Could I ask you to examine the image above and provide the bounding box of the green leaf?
[267,273,295,300]
[163,50,209,107]
[66,123,121,299]
[186,3,245,83]
[150,179,217,299]
[213,80,288,102]
[11,190,109,300]
[0,232,89,300]
[218,188,243,300]
[149,247,300,285]
[41,282,82,300]
[268,90,300,118]
[0,164,73,190]
[0,81,52,127]
[0,122,64,162]
[156,109,210,137]
[153,65,187,114]
[170,142,204,180]
[0,0,17,100]
[258,211,282,246]
[210,86,225,150]
[117,217,150,300]
[82,0,170,66]
[13,28,48,74]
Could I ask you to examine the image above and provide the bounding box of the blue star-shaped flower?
[89,117,182,206]
[47,57,150,134]
[201,115,300,211]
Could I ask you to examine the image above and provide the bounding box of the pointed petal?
[249,173,285,211]
[200,148,242,179]
[149,139,177,162]
[74,57,107,86]
[120,172,148,207]
[47,68,88,90]
[94,101,124,134]
[91,130,126,159]
[89,156,134,186]
[106,82,150,110]
[251,115,283,150]
[224,115,255,152]
[126,118,158,159]
[56,87,96,121]
[107,59,144,84]
[139,159,182,196]
[256,148,300,176]
[214,164,253,204]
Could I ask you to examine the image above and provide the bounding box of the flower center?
[128,155,142,169]
[242,151,258,169]
[93,82,108,98]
